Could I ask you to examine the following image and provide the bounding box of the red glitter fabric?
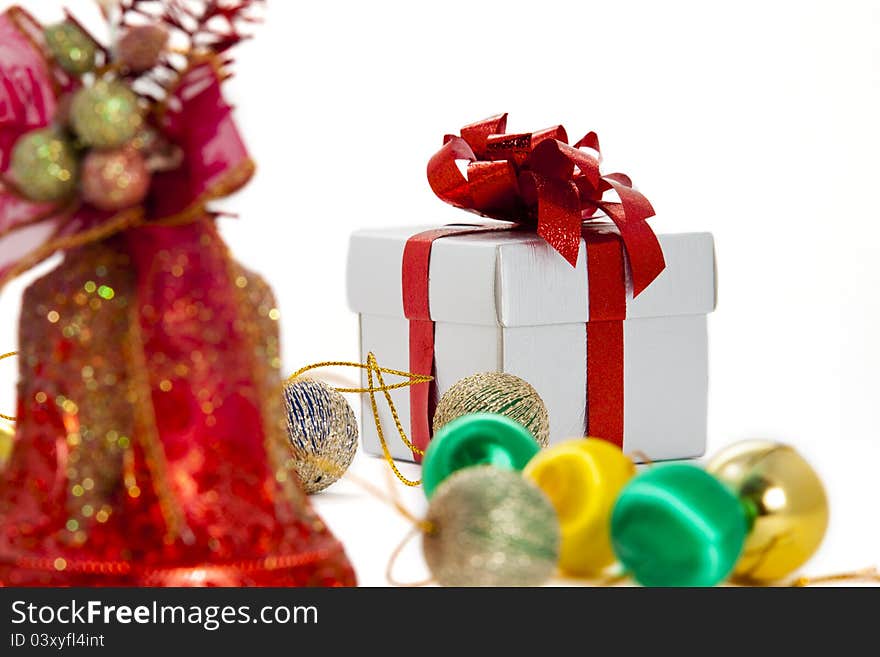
[0,8,355,586]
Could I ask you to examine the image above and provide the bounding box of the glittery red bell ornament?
[81,147,151,211]
[0,5,356,588]
[116,24,169,73]
[0,223,357,587]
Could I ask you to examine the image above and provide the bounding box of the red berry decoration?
[116,24,169,73]
[81,147,151,211]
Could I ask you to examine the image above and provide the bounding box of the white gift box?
[346,225,716,462]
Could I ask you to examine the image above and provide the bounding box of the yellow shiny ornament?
[707,440,828,583]
[524,438,635,577]
[0,423,13,471]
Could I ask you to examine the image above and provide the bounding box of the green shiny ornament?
[423,466,560,586]
[422,412,540,498]
[10,128,79,202]
[70,80,144,149]
[611,463,748,587]
[44,21,98,75]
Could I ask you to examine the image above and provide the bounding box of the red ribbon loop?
[427,114,666,295]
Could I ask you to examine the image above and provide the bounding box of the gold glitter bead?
[70,80,144,149]
[10,129,79,202]
[0,423,13,471]
[283,378,358,494]
[423,466,560,586]
[44,21,97,75]
[434,372,550,447]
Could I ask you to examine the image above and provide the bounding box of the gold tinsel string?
[0,351,16,422]
[287,352,432,487]
[789,566,880,587]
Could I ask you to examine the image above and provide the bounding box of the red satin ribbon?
[584,232,627,446]
[402,225,510,460]
[403,225,631,454]
[427,113,665,296]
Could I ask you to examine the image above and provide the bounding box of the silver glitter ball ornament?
[283,378,358,494]
[423,466,560,586]
[433,372,550,447]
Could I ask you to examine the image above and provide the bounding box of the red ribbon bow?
[427,113,665,295]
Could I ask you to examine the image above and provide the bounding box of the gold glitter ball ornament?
[70,80,144,149]
[0,423,13,472]
[81,147,151,211]
[423,466,560,586]
[44,21,97,75]
[433,372,550,447]
[116,24,169,73]
[707,440,829,583]
[10,128,79,202]
[283,378,358,494]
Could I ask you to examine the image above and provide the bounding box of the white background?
[1,0,878,586]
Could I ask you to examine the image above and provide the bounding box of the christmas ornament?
[81,147,151,211]
[524,438,635,577]
[287,353,432,488]
[707,440,828,583]
[43,21,97,74]
[0,424,12,472]
[611,463,748,587]
[433,372,550,447]
[422,412,540,498]
[10,129,78,202]
[283,378,358,494]
[0,4,356,587]
[423,466,560,586]
[70,79,144,149]
[116,24,169,73]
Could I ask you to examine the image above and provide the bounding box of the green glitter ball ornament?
[283,378,359,494]
[10,128,79,202]
[423,466,560,586]
[70,80,144,149]
[434,372,550,448]
[44,21,98,75]
[611,463,748,587]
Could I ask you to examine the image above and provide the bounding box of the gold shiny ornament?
[81,148,151,211]
[44,21,98,75]
[283,378,358,494]
[707,440,829,583]
[423,466,560,586]
[0,423,13,471]
[433,372,550,447]
[70,80,144,149]
[116,24,169,73]
[10,129,79,202]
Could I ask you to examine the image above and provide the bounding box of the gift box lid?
[346,225,716,327]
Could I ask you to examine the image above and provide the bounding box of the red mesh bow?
[427,113,665,296]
